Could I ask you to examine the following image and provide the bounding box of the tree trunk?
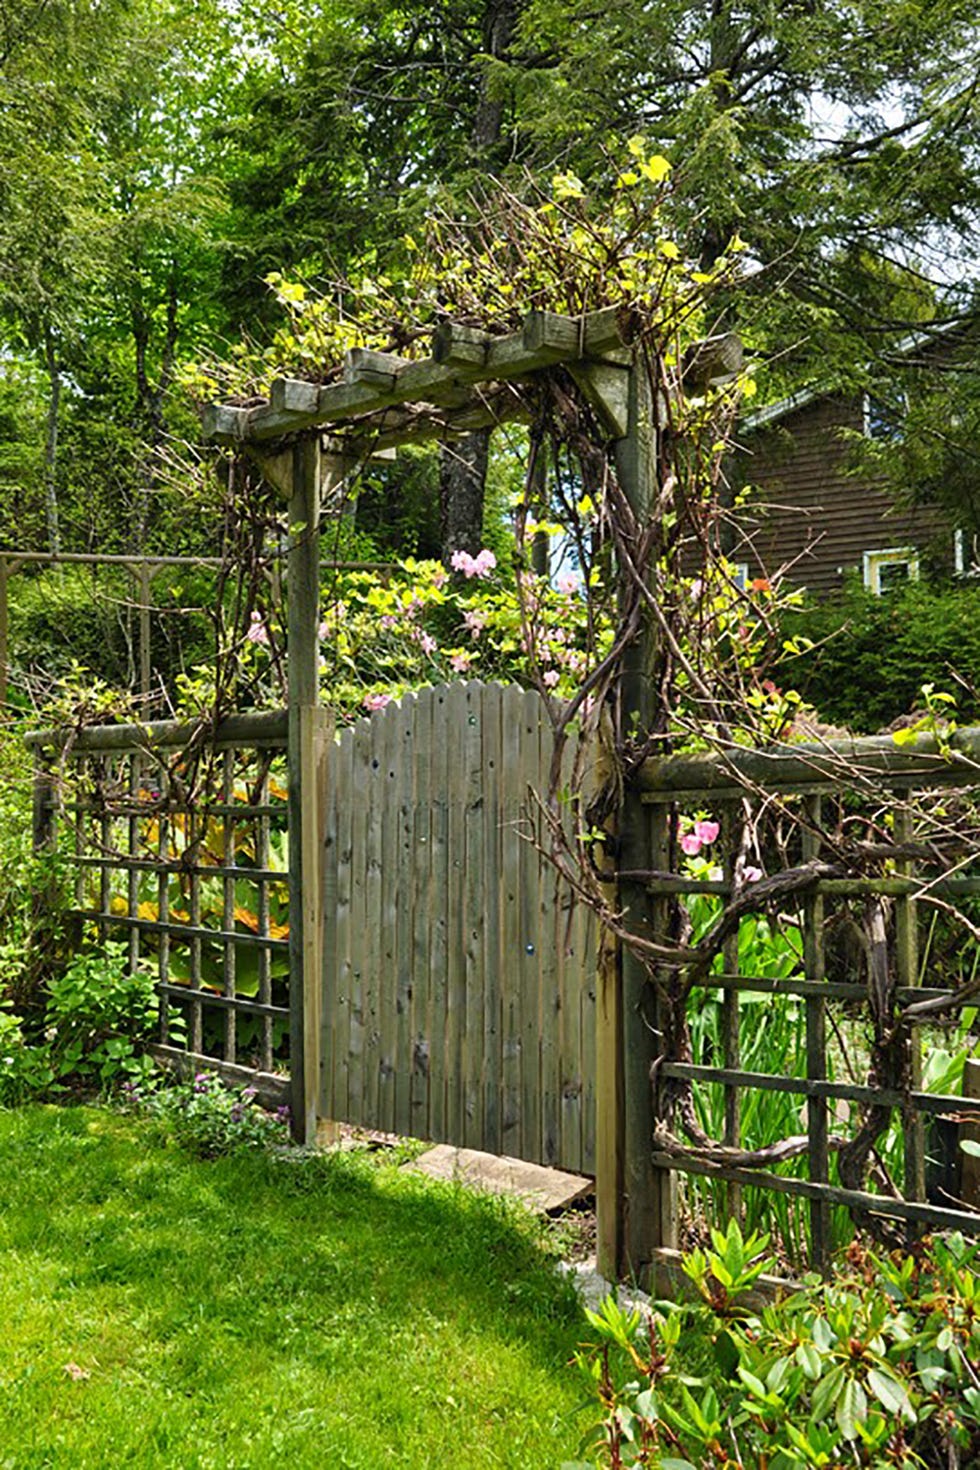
[43,327,61,556]
[438,0,518,567]
[440,431,490,563]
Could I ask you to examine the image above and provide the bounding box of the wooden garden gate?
[320,681,597,1175]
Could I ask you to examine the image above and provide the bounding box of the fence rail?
[27,707,292,1097]
[634,729,980,1278]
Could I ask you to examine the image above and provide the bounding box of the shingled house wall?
[731,394,953,595]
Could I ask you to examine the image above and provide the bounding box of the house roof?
[741,316,973,433]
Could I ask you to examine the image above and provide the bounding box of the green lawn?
[0,1106,592,1468]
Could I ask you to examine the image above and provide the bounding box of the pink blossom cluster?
[363,692,392,711]
[247,611,269,646]
[451,548,497,579]
[679,818,719,857]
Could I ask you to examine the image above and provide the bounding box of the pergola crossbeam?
[202,307,636,449]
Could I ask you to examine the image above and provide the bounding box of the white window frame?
[731,562,749,590]
[863,547,919,595]
[862,390,907,441]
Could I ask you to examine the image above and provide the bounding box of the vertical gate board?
[427,687,450,1146]
[321,681,597,1172]
[346,720,371,1122]
[538,703,560,1167]
[444,682,467,1144]
[519,689,544,1165]
[379,699,399,1123]
[463,682,486,1150]
[480,682,504,1158]
[500,694,524,1159]
[407,687,433,1139]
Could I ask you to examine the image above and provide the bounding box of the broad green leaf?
[867,1367,914,1421]
[836,1377,867,1441]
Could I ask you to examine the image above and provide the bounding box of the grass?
[0,1105,593,1468]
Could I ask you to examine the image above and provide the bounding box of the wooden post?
[597,352,676,1287]
[894,806,925,1220]
[595,733,624,1282]
[802,796,830,1271]
[720,801,742,1225]
[287,436,325,1144]
[962,1058,980,1208]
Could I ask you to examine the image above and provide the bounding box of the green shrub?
[0,1005,54,1104]
[0,726,72,1012]
[125,1068,290,1157]
[568,1221,980,1469]
[775,580,980,733]
[44,941,159,1088]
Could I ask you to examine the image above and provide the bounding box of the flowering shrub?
[123,1068,290,1158]
[242,551,606,721]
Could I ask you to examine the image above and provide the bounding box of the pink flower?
[317,620,329,640]
[432,569,448,590]
[246,611,269,645]
[380,614,398,630]
[694,820,720,846]
[463,609,487,638]
[363,692,392,711]
[449,652,472,673]
[556,571,580,595]
[680,832,702,856]
[743,865,763,883]
[450,548,496,579]
[418,631,437,655]
[542,669,560,688]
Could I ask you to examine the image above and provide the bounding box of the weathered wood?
[270,377,320,415]
[659,1060,980,1117]
[287,437,326,1144]
[895,807,925,1223]
[720,803,741,1223]
[963,1059,980,1208]
[344,347,407,389]
[149,1043,289,1110]
[651,1150,980,1236]
[375,699,398,1130]
[567,362,630,438]
[612,348,674,1286]
[681,332,743,391]
[318,682,596,1174]
[431,322,489,366]
[26,707,289,754]
[428,687,450,1146]
[500,687,524,1159]
[640,725,980,795]
[480,683,504,1156]
[519,688,543,1164]
[204,309,641,447]
[409,687,434,1138]
[802,796,830,1271]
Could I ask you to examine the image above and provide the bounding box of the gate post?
[595,354,677,1287]
[287,437,333,1144]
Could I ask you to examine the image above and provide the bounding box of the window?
[863,547,919,595]
[862,391,907,442]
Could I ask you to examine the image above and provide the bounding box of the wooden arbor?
[203,308,740,1283]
